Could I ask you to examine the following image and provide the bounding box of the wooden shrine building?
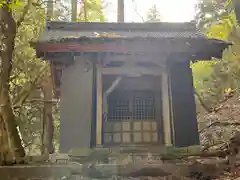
[33,21,229,153]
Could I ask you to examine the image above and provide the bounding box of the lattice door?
[103,91,159,145]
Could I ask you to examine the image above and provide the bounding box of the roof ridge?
[46,21,197,32]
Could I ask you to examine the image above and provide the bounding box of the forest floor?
[196,94,240,179]
[1,94,240,180]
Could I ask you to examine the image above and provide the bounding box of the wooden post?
[96,66,103,146]
[161,72,172,146]
[168,60,199,147]
[60,56,94,152]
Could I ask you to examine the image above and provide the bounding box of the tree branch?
[194,90,212,113]
[212,88,236,113]
[131,0,145,22]
[199,121,240,133]
[26,99,58,104]
[13,65,48,108]
[16,0,32,28]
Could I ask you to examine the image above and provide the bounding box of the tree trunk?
[0,5,25,161]
[71,0,77,21]
[41,74,54,154]
[46,0,54,21]
[83,0,88,22]
[0,116,12,164]
[234,0,240,25]
[117,0,124,22]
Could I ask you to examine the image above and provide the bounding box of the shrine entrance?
[102,75,163,146]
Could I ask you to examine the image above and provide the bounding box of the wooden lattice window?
[103,91,159,145]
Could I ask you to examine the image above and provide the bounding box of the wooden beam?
[96,65,103,146]
[102,54,165,62]
[99,54,166,75]
[101,54,167,68]
[34,40,228,57]
[43,56,74,65]
[99,66,162,75]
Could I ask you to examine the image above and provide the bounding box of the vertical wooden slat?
[96,63,103,146]
[161,71,172,146]
[91,58,97,148]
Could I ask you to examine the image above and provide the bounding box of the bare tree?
[146,4,161,22]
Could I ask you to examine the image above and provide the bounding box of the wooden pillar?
[91,62,97,148]
[161,72,172,146]
[168,60,199,147]
[96,66,103,146]
[60,56,93,152]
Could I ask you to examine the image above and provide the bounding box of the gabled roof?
[34,21,230,60]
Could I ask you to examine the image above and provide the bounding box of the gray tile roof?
[38,21,208,42]
[38,29,207,42]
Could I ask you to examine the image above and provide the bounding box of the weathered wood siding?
[60,57,93,153]
[169,60,199,147]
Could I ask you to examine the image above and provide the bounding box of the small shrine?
[33,21,229,152]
